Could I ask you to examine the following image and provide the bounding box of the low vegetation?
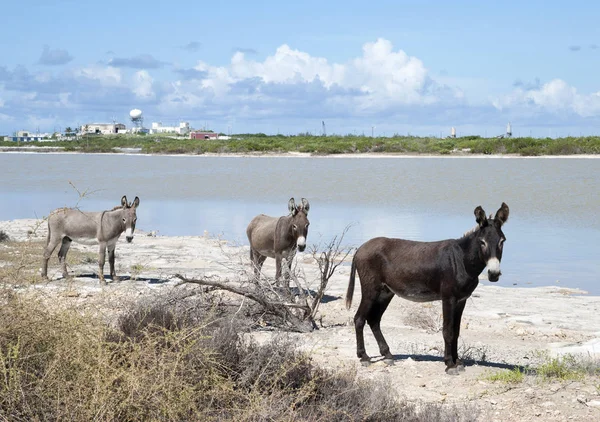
[483,367,525,384]
[0,293,480,421]
[2,133,600,156]
[483,352,600,385]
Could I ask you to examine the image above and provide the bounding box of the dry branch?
[175,274,315,332]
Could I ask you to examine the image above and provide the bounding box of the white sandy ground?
[1,146,600,160]
[1,218,600,421]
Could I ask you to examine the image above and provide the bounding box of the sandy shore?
[1,218,600,421]
[1,146,599,159]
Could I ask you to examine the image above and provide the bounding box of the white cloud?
[74,65,122,86]
[3,39,600,135]
[132,70,155,99]
[163,38,462,118]
[493,79,600,117]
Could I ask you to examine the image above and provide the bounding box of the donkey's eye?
[480,239,487,248]
[293,224,297,231]
[122,218,126,222]
[306,223,309,228]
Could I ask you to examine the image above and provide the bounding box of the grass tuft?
[483,367,525,384]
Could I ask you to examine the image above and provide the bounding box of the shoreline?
[1,146,599,159]
[0,218,594,297]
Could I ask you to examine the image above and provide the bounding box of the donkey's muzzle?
[297,245,306,252]
[126,236,133,243]
[488,270,501,282]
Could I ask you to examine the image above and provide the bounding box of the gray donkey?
[41,195,140,284]
[246,198,310,287]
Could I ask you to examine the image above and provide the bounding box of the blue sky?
[1,0,599,137]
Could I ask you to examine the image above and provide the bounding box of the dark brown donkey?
[346,203,509,374]
[41,196,140,285]
[246,198,310,288]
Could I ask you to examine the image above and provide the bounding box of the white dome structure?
[129,109,143,119]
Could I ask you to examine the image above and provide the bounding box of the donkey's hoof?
[383,358,395,366]
[360,360,372,367]
[112,276,121,283]
[445,366,461,376]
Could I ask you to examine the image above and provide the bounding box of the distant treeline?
[2,134,600,156]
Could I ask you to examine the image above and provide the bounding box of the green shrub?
[484,367,525,384]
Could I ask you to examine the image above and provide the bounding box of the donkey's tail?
[345,255,357,310]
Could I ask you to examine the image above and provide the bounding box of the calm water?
[1,153,599,293]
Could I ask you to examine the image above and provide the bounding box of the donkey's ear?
[474,206,488,227]
[494,202,509,226]
[132,197,140,208]
[301,198,310,214]
[121,196,128,208]
[288,198,297,216]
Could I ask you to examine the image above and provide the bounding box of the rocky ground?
[1,218,600,421]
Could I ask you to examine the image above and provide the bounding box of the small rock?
[419,384,426,388]
[534,411,542,417]
[489,399,498,405]
[577,396,587,405]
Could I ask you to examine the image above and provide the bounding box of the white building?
[150,121,190,135]
[80,123,127,135]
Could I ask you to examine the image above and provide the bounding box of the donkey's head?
[473,202,509,282]
[121,195,140,243]
[288,198,310,252]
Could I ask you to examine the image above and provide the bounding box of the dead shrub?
[0,230,9,242]
[0,293,479,421]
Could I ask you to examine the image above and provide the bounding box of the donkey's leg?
[442,297,461,375]
[57,237,72,279]
[367,287,395,364]
[275,256,282,286]
[107,240,119,282]
[41,234,62,279]
[251,249,266,279]
[452,299,467,371]
[98,242,107,285]
[354,288,383,365]
[282,255,294,291]
[249,248,257,277]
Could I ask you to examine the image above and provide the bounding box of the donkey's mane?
[109,205,124,211]
[461,214,495,238]
[461,225,479,238]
